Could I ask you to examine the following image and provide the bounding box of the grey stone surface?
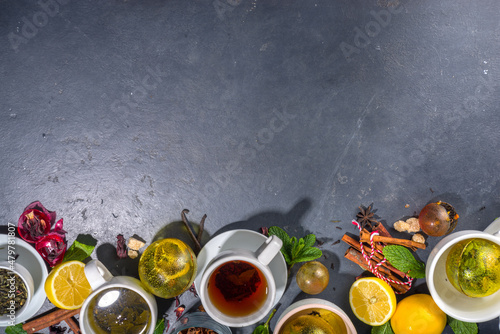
[1,0,500,332]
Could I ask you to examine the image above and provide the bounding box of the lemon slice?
[44,260,92,309]
[349,277,397,326]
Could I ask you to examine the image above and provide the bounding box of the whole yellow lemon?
[390,294,446,334]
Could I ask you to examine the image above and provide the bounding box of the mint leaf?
[268,226,292,263]
[268,226,290,244]
[292,247,323,264]
[303,234,316,248]
[153,318,165,334]
[5,324,27,334]
[252,309,276,334]
[371,322,394,334]
[63,240,96,263]
[291,237,305,259]
[448,316,478,334]
[268,226,322,268]
[383,245,426,278]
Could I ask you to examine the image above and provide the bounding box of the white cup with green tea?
[79,260,157,334]
[0,262,34,326]
[426,218,500,323]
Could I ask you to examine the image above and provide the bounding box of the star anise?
[356,205,378,228]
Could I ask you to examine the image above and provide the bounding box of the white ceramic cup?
[274,298,357,334]
[199,235,283,327]
[0,262,34,325]
[426,218,500,323]
[80,259,157,334]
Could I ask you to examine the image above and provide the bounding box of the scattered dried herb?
[0,269,28,315]
[268,226,322,270]
[180,327,216,334]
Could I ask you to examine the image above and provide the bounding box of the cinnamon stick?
[65,316,81,334]
[341,234,407,278]
[360,229,425,250]
[345,247,410,294]
[23,308,80,334]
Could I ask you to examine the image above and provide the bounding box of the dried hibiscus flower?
[116,234,127,258]
[36,233,67,267]
[18,201,55,243]
[18,201,67,267]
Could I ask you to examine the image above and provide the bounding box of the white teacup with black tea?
[80,260,157,334]
[199,235,283,327]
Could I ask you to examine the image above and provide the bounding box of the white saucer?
[194,229,288,308]
[0,234,48,326]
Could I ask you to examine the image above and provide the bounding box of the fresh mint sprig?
[62,240,96,263]
[382,245,425,278]
[268,226,322,269]
[252,309,276,334]
[371,322,394,334]
[448,316,478,334]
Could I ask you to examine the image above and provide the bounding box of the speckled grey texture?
[1,0,500,332]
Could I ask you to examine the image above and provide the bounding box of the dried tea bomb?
[296,261,329,295]
[418,201,458,237]
[446,238,500,297]
[139,238,197,299]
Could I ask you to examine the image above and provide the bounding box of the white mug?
[80,260,157,334]
[199,235,283,327]
[426,218,500,323]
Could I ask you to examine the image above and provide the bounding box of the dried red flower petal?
[175,305,185,319]
[116,234,127,258]
[53,219,67,235]
[49,324,67,334]
[18,201,57,243]
[35,233,67,267]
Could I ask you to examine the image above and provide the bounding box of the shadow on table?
[215,197,313,237]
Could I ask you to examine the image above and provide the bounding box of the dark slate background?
[1,0,499,333]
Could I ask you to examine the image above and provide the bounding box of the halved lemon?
[44,260,92,309]
[349,277,397,326]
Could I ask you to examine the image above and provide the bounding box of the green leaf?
[268,226,292,261]
[153,318,165,334]
[371,322,395,334]
[292,247,323,264]
[252,309,276,334]
[63,240,96,263]
[448,316,478,334]
[268,226,291,245]
[303,234,316,248]
[268,226,322,268]
[382,245,426,278]
[5,324,27,334]
[292,237,305,259]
